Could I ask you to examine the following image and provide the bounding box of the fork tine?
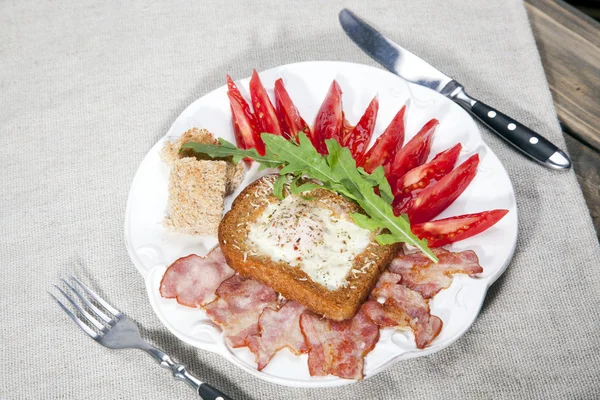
[48,292,99,339]
[70,275,122,318]
[62,279,113,325]
[53,285,105,331]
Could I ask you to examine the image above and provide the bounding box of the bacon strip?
[159,248,235,307]
[246,301,308,370]
[204,275,278,348]
[161,246,483,374]
[365,272,411,333]
[388,248,483,298]
[300,307,379,380]
[361,300,401,327]
[365,272,443,349]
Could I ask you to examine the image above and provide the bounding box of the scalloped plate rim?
[124,60,518,388]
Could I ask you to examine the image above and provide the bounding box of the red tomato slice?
[394,143,462,198]
[360,105,406,173]
[313,80,343,154]
[344,97,379,163]
[226,75,265,155]
[411,209,509,247]
[249,70,282,137]
[273,78,311,140]
[341,113,354,146]
[405,154,479,224]
[385,118,438,191]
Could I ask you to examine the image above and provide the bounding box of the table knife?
[339,9,571,170]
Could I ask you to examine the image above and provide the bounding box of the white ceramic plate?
[124,61,518,388]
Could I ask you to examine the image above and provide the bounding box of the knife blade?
[339,9,571,170]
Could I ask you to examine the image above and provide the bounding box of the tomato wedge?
[405,154,480,224]
[392,143,462,215]
[344,97,379,163]
[313,80,343,154]
[273,78,311,141]
[394,143,462,198]
[361,105,406,173]
[341,114,354,146]
[226,75,265,155]
[412,210,509,247]
[249,70,282,137]
[385,118,438,191]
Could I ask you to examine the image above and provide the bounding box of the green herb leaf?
[288,174,302,195]
[374,234,398,245]
[263,134,339,185]
[351,213,383,231]
[324,139,436,262]
[363,165,384,183]
[273,174,287,200]
[181,139,283,169]
[294,182,323,193]
[182,132,437,262]
[378,173,394,205]
[286,175,317,200]
[358,165,393,205]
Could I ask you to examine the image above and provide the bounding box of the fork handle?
[142,345,234,399]
[198,383,234,400]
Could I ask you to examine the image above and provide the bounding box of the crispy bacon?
[388,248,483,299]
[361,300,400,327]
[159,248,235,307]
[365,272,443,349]
[204,275,278,348]
[299,307,379,380]
[374,270,402,288]
[246,301,308,370]
[161,244,484,375]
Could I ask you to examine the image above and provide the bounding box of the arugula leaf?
[378,172,394,205]
[358,165,394,205]
[182,132,437,262]
[263,134,341,188]
[294,182,323,194]
[288,174,303,195]
[285,175,316,201]
[351,213,383,231]
[181,139,283,169]
[374,234,399,245]
[359,165,383,183]
[324,139,436,261]
[273,174,287,200]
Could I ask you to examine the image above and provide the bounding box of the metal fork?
[49,276,234,400]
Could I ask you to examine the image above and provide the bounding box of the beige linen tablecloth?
[2,0,599,399]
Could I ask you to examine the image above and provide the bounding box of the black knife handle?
[472,101,552,159]
[198,383,234,400]
[467,100,571,169]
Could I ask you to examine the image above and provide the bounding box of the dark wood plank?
[525,0,600,239]
[564,135,600,241]
[529,0,600,48]
[566,0,600,17]
[572,8,600,20]
[526,0,600,152]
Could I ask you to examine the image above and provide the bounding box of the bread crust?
[161,127,244,195]
[162,128,246,236]
[165,158,227,236]
[219,175,400,321]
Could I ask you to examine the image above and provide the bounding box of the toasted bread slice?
[219,175,400,321]
[164,157,227,236]
[161,127,244,195]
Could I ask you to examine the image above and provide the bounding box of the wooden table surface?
[526,0,600,240]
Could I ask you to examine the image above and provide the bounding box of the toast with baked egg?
[219,175,400,321]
